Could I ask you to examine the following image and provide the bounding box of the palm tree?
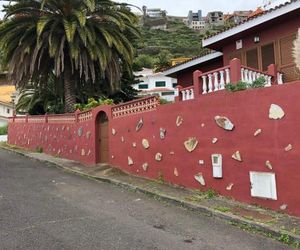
[0,0,139,112]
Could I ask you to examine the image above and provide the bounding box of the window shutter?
[261,43,275,71]
[246,48,259,69]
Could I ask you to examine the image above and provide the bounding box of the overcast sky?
[0,0,289,17]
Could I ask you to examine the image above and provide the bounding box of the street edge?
[1,144,300,246]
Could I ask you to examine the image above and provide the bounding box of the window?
[161,91,175,96]
[6,108,10,114]
[246,48,258,69]
[261,43,275,71]
[138,84,148,89]
[155,81,166,87]
[172,83,178,88]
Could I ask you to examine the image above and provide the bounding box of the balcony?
[177,58,284,102]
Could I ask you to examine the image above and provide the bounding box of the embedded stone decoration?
[112,128,117,136]
[184,137,198,152]
[265,160,273,170]
[87,150,91,156]
[212,138,218,144]
[170,151,175,155]
[86,131,91,139]
[285,144,293,152]
[121,136,125,143]
[142,163,148,171]
[201,123,205,128]
[174,168,179,177]
[215,116,234,131]
[142,139,150,149]
[226,183,234,191]
[254,129,262,137]
[194,173,205,186]
[128,156,134,166]
[136,118,143,132]
[111,155,115,159]
[232,151,242,162]
[78,127,83,137]
[132,142,137,148]
[280,204,288,210]
[176,116,183,127]
[269,104,285,120]
[155,153,162,162]
[81,149,85,156]
[160,128,166,140]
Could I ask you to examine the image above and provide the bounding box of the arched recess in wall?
[96,111,109,164]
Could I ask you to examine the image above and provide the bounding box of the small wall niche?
[249,172,277,200]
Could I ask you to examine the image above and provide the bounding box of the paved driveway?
[0,149,292,250]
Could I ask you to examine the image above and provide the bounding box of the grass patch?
[214,206,231,213]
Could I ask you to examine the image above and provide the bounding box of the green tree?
[0,0,139,112]
[133,54,155,70]
[154,50,171,72]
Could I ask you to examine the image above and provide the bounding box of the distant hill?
[133,18,210,71]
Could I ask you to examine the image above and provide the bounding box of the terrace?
[177,58,284,101]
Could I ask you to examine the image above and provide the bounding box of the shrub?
[74,98,114,111]
[0,125,8,135]
[251,76,266,88]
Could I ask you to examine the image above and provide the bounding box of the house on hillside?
[0,84,16,126]
[163,0,300,100]
[132,68,178,102]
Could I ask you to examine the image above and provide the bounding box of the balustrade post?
[202,75,208,94]
[219,71,225,90]
[213,72,219,91]
[25,114,29,123]
[175,85,183,102]
[225,68,231,84]
[241,68,245,82]
[229,58,241,84]
[75,109,81,123]
[45,113,48,123]
[208,74,213,93]
[193,70,202,98]
[267,64,277,85]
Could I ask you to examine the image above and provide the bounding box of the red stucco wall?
[109,83,300,216]
[8,82,300,216]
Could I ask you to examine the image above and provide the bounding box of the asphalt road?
[0,149,291,250]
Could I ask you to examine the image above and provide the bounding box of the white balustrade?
[202,75,207,94]
[225,68,231,84]
[181,88,195,101]
[213,72,219,91]
[219,71,225,90]
[208,74,213,93]
[200,68,230,95]
[277,73,284,85]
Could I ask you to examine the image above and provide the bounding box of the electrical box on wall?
[211,154,222,178]
[249,172,277,200]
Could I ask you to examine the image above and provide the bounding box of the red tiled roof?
[204,0,297,39]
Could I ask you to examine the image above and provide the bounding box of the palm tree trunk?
[64,66,76,113]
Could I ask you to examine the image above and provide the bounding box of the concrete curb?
[1,145,300,246]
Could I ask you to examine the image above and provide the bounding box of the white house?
[132,68,178,102]
[0,101,13,127]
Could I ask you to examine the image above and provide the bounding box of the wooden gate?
[97,112,109,163]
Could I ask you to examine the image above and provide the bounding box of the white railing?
[241,67,273,87]
[277,72,284,85]
[201,66,230,94]
[181,87,195,101]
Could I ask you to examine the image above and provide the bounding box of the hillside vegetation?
[133,19,209,71]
